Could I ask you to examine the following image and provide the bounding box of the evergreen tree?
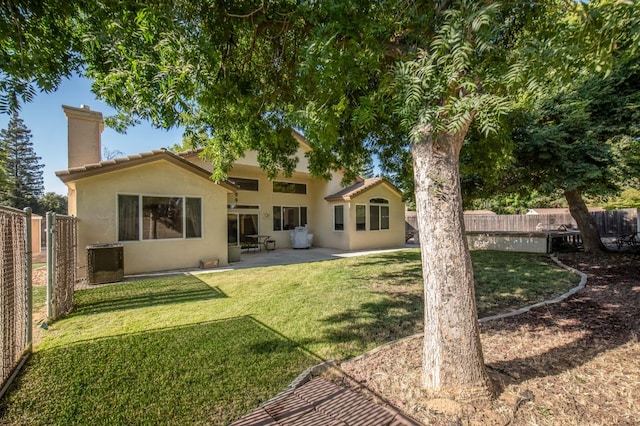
[0,114,44,210]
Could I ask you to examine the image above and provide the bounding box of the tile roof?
[55,149,236,192]
[325,178,401,201]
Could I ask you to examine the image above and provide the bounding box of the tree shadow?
[483,258,640,390]
[2,316,318,425]
[346,250,423,288]
[316,291,424,358]
[71,274,227,316]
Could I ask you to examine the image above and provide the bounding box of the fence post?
[46,212,57,320]
[23,208,33,348]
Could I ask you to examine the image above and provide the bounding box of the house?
[56,105,405,279]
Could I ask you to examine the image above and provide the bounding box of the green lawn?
[1,249,580,425]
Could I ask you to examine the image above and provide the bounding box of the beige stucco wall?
[186,151,348,249]
[226,164,316,249]
[31,215,42,254]
[180,147,404,251]
[69,160,229,277]
[346,184,406,250]
[63,105,103,168]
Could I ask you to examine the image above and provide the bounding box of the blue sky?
[0,75,184,195]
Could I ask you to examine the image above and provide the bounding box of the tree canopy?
[2,0,639,401]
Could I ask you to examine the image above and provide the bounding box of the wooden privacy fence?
[0,206,32,398]
[464,214,575,232]
[463,209,638,236]
[46,212,77,321]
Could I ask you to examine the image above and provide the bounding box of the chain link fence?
[0,206,32,397]
[46,213,77,321]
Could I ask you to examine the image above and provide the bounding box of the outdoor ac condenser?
[86,243,124,284]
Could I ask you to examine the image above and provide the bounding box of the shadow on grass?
[72,274,227,316]
[311,250,581,359]
[316,292,425,358]
[0,316,319,426]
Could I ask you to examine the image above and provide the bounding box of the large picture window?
[273,206,307,230]
[118,195,202,241]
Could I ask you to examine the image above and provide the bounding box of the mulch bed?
[332,252,640,425]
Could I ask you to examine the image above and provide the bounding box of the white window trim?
[273,205,308,231]
[116,193,204,242]
[228,176,260,191]
[333,204,345,232]
[369,200,390,232]
[272,180,308,194]
[355,203,367,232]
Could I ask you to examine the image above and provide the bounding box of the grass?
[31,286,46,312]
[1,249,581,425]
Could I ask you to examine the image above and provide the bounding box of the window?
[273,206,307,230]
[228,204,259,210]
[273,181,307,194]
[370,198,390,231]
[334,205,344,231]
[356,205,366,231]
[118,195,139,241]
[228,213,259,246]
[117,195,202,241]
[185,197,202,238]
[228,177,259,191]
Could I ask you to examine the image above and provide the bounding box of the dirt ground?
[333,252,640,425]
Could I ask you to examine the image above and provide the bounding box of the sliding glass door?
[227,213,259,246]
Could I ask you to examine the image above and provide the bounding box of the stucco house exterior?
[56,105,405,278]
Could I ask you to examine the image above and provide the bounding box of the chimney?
[62,104,104,168]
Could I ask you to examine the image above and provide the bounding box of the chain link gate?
[0,206,32,398]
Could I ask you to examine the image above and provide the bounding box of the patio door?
[227,213,259,246]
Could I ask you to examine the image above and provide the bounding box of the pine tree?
[0,114,44,210]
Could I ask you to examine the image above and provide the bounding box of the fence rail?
[0,206,32,397]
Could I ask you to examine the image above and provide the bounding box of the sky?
[0,75,184,195]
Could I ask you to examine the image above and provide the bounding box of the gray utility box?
[87,243,124,284]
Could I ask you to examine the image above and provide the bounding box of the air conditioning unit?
[87,243,124,284]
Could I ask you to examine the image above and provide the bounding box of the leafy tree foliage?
[2,0,639,401]
[35,191,67,215]
[0,114,44,210]
[1,0,82,113]
[604,188,640,210]
[492,57,640,251]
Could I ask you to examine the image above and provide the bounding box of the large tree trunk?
[564,188,607,253]
[412,126,494,402]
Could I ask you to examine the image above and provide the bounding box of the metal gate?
[46,212,77,321]
[0,206,32,398]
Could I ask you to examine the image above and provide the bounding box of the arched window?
[369,198,390,230]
